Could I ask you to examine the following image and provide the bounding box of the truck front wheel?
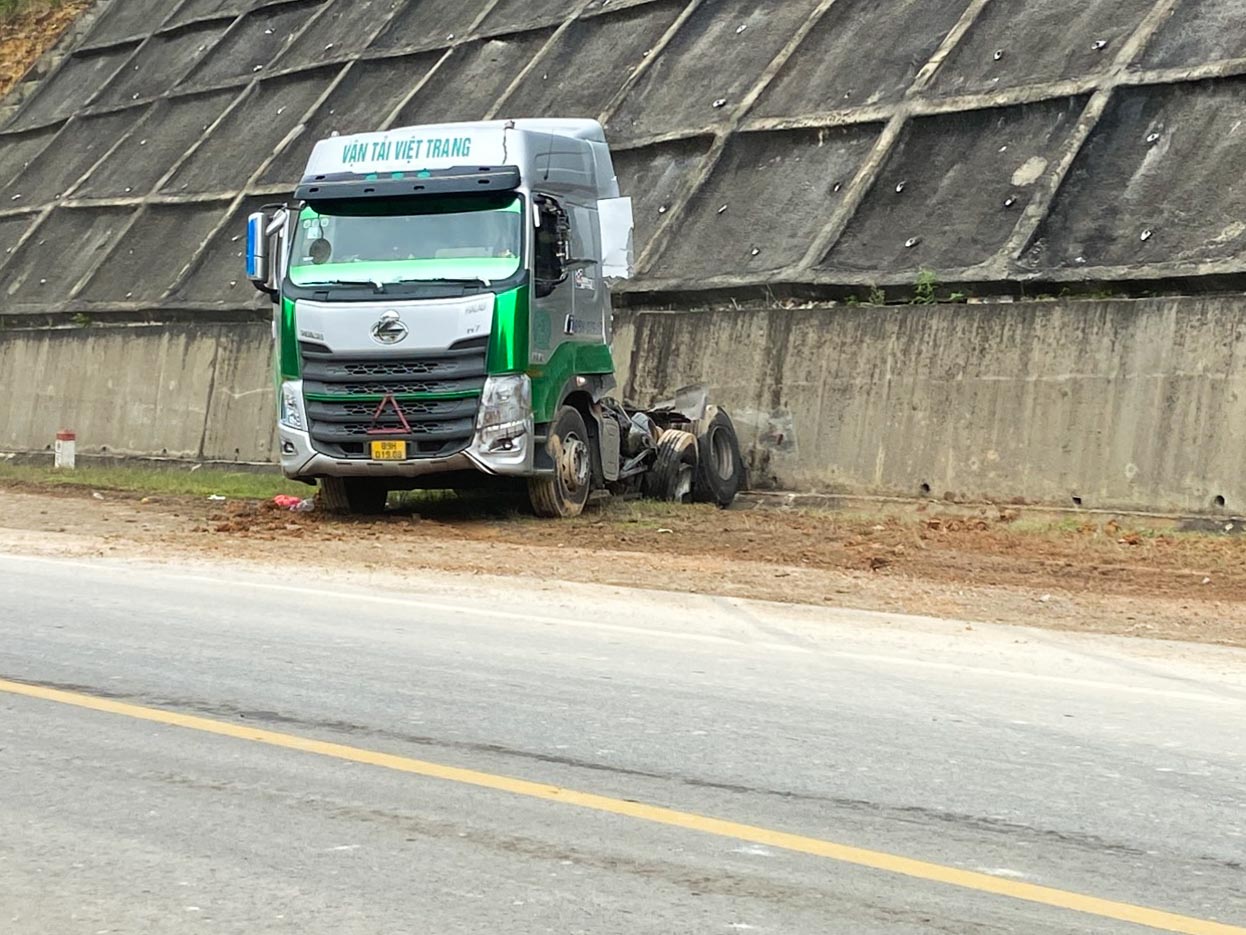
[319,477,389,515]
[529,406,592,518]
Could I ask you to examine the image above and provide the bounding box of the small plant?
[912,269,939,305]
[70,312,92,327]
[866,285,886,306]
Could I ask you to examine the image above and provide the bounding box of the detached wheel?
[319,477,389,515]
[693,408,744,507]
[643,429,698,503]
[529,406,592,518]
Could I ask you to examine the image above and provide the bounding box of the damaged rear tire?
[644,429,698,503]
[692,408,744,508]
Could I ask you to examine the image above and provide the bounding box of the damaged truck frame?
[246,118,743,517]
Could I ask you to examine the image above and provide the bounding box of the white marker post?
[54,430,76,470]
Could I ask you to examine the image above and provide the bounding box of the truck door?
[530,195,574,367]
[567,202,608,346]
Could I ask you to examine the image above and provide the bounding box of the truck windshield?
[288,194,522,287]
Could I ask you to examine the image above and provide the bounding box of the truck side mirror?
[246,211,275,296]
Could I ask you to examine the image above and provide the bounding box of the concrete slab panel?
[612,136,713,261]
[0,124,60,191]
[166,0,253,29]
[395,31,555,125]
[500,1,682,119]
[1,206,135,302]
[0,213,37,271]
[0,325,218,458]
[753,0,971,118]
[3,0,1246,303]
[77,90,239,199]
[78,202,230,302]
[648,126,879,279]
[1,108,146,204]
[479,0,583,35]
[175,196,272,306]
[1140,0,1246,68]
[930,0,1155,97]
[201,323,279,461]
[279,0,405,70]
[180,0,327,89]
[369,0,492,53]
[96,20,231,108]
[610,0,821,143]
[162,70,333,194]
[1033,79,1246,270]
[10,44,140,131]
[260,51,441,184]
[85,0,178,46]
[825,98,1087,274]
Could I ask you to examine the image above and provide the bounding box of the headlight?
[280,382,305,430]
[477,374,531,451]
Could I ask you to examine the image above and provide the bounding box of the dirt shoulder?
[2,480,1244,649]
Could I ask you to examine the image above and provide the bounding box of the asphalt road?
[1,551,1244,935]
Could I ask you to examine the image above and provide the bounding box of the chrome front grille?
[300,340,487,460]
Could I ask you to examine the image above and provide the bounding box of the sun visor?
[296,167,522,201]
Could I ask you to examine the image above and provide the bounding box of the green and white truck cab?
[248,119,742,517]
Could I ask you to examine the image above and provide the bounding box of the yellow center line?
[2,677,1241,935]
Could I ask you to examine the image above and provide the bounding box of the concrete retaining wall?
[0,321,275,462]
[618,296,1246,513]
[3,294,1244,514]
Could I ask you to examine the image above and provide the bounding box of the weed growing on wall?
[912,269,939,305]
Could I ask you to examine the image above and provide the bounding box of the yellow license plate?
[370,440,407,461]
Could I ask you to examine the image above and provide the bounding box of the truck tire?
[643,429,698,503]
[529,406,592,518]
[319,477,389,515]
[692,408,744,507]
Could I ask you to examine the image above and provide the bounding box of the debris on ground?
[1,483,1244,648]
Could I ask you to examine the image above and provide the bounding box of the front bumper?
[279,422,535,480]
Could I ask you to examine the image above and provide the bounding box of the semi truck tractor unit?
[247,119,743,517]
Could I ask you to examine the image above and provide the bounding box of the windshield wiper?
[298,278,386,291]
[395,276,492,289]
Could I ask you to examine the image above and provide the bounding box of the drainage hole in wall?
[1071,495,1083,507]
[919,482,932,497]
[1213,494,1226,509]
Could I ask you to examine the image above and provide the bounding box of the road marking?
[2,677,1242,935]
[2,552,1241,706]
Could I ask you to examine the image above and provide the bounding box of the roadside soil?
[0,1,90,99]
[2,481,1245,649]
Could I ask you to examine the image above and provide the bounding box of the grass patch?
[0,461,307,499]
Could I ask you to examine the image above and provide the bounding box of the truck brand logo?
[370,310,408,346]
